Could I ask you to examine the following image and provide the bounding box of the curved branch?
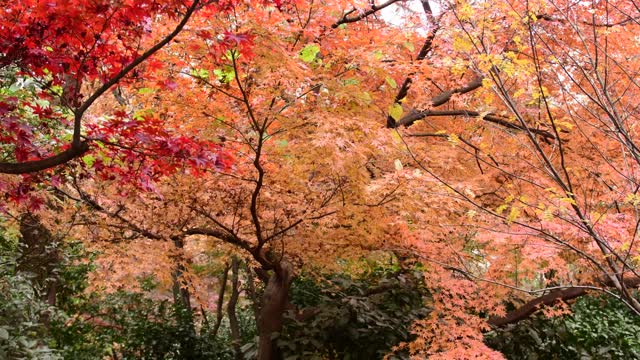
[0,142,89,174]
[489,276,640,327]
[431,76,484,107]
[415,250,640,327]
[183,227,253,253]
[487,287,587,327]
[396,109,556,140]
[332,0,404,28]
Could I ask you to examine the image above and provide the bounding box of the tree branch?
[431,76,484,107]
[386,1,440,127]
[183,227,253,253]
[0,142,90,174]
[211,262,231,338]
[397,109,556,140]
[227,257,242,359]
[488,275,640,327]
[487,287,587,327]
[332,0,405,28]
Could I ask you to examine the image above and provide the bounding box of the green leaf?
[190,68,209,80]
[213,67,235,83]
[137,87,155,95]
[82,155,96,167]
[403,41,415,52]
[133,109,154,121]
[388,103,403,121]
[385,76,397,89]
[224,49,239,61]
[342,78,359,86]
[299,44,320,63]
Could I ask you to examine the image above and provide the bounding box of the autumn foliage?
[2,0,640,358]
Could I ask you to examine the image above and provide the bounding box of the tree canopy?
[2,0,640,358]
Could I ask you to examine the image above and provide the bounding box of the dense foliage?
[3,219,640,359]
[0,234,428,360]
[3,0,640,358]
[278,266,430,359]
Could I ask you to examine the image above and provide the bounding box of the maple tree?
[3,0,640,359]
[0,0,219,177]
[373,0,640,357]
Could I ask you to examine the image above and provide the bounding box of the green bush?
[51,276,246,359]
[277,266,431,360]
[0,223,246,360]
[485,295,640,359]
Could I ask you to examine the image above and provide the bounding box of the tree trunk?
[17,213,59,297]
[227,257,242,359]
[171,237,193,314]
[17,213,60,326]
[257,261,293,360]
[170,236,197,357]
[244,262,261,320]
[212,261,231,338]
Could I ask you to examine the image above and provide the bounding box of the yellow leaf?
[386,76,398,89]
[453,36,473,52]
[389,103,403,121]
[448,134,460,145]
[559,197,577,205]
[507,207,520,223]
[391,131,402,144]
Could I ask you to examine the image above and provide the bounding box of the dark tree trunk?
[244,262,261,320]
[212,261,231,338]
[228,257,242,359]
[17,213,60,298]
[16,213,60,327]
[171,237,193,314]
[170,236,197,357]
[257,261,293,360]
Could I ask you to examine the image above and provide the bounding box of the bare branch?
[431,76,484,107]
[386,1,440,127]
[489,276,640,327]
[332,0,405,28]
[183,227,253,253]
[397,109,556,140]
